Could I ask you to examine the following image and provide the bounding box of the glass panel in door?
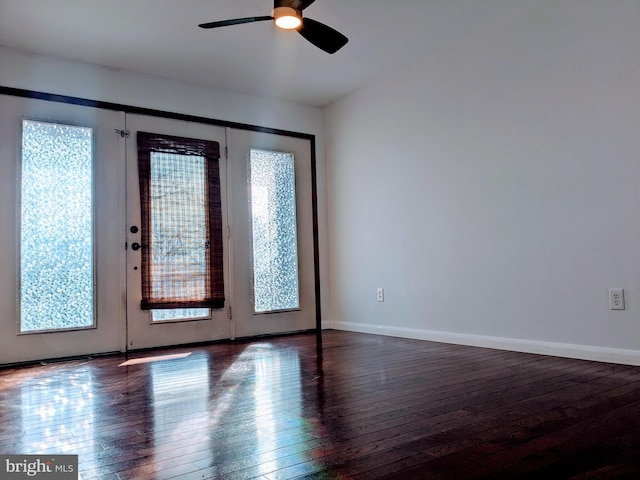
[249,148,300,313]
[20,120,95,333]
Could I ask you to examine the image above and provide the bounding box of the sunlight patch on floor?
[119,352,191,366]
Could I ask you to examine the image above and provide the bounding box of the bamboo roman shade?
[137,131,224,310]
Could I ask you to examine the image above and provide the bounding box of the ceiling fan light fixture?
[198,1,348,54]
[273,6,302,30]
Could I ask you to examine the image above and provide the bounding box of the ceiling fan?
[198,0,348,54]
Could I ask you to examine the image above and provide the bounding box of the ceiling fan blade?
[298,17,348,54]
[198,16,272,29]
[274,0,316,11]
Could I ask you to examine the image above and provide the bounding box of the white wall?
[0,46,332,335]
[325,0,640,363]
[0,46,324,135]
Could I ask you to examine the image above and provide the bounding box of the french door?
[124,115,230,350]
[227,129,315,338]
[0,95,125,364]
[0,94,316,364]
[125,117,316,349]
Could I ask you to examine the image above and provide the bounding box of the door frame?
[0,86,322,361]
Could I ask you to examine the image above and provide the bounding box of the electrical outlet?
[377,288,384,302]
[609,288,625,310]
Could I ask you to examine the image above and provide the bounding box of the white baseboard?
[328,320,640,366]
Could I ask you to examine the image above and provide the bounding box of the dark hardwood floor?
[2,330,640,479]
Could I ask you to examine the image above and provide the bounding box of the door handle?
[131,242,143,251]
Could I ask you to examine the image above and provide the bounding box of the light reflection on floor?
[11,341,330,479]
[118,352,191,366]
[143,344,321,478]
[255,345,302,476]
[19,366,98,474]
[145,353,212,478]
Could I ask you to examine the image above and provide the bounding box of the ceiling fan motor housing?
[272,6,302,29]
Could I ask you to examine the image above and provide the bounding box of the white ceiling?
[0,0,537,107]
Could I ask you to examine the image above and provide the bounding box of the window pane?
[250,149,299,313]
[20,120,94,332]
[151,308,209,322]
[149,152,207,305]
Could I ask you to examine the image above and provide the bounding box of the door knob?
[131,242,142,251]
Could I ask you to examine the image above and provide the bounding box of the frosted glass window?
[20,120,94,332]
[250,149,299,313]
